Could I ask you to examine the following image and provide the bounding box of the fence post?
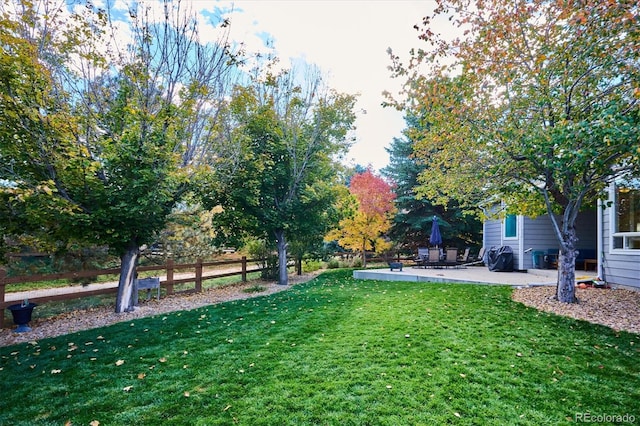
[241,256,247,282]
[166,259,174,295]
[0,269,5,329]
[195,258,203,292]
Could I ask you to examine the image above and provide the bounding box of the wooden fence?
[0,257,262,329]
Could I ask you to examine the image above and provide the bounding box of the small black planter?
[8,303,37,333]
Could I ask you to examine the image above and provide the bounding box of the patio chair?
[414,247,429,268]
[462,247,486,266]
[459,248,470,262]
[454,247,471,268]
[424,247,443,268]
[444,248,459,268]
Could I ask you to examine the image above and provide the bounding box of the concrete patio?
[354,264,598,287]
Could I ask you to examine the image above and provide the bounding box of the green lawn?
[0,270,637,425]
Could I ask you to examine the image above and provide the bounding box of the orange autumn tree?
[327,169,397,267]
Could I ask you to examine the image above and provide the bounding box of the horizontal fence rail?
[0,252,410,329]
[0,257,268,329]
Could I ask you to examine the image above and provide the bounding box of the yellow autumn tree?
[326,169,397,267]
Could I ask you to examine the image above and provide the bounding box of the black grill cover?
[487,246,514,272]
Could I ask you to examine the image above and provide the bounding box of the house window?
[612,181,640,250]
[504,214,517,238]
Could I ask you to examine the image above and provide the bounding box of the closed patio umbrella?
[429,215,442,248]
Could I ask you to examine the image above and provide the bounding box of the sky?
[209,1,435,172]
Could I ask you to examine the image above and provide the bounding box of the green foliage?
[205,66,358,283]
[0,1,240,256]
[388,0,639,301]
[326,258,341,269]
[1,271,638,425]
[244,238,272,264]
[151,203,222,263]
[301,259,323,273]
[391,0,639,218]
[244,238,278,280]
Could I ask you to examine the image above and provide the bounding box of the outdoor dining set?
[413,247,471,269]
[411,215,476,269]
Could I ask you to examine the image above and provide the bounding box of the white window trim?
[609,183,640,253]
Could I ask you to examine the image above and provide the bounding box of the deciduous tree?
[388,0,639,302]
[0,0,241,312]
[326,169,397,267]
[207,65,358,285]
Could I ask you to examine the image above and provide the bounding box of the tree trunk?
[556,228,578,303]
[115,244,140,313]
[296,257,302,276]
[275,229,289,286]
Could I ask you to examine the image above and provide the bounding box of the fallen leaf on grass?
[115,360,125,366]
[123,386,133,392]
[51,369,62,374]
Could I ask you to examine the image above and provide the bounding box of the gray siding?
[485,211,598,270]
[484,217,522,269]
[522,215,558,269]
[483,220,502,252]
[575,211,598,250]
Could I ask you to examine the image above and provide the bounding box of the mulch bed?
[512,285,640,335]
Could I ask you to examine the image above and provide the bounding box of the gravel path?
[2,274,638,347]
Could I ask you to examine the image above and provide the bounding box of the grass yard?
[0,270,638,425]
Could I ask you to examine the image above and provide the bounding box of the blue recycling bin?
[532,251,545,269]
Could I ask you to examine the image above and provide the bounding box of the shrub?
[302,260,323,273]
[327,258,340,269]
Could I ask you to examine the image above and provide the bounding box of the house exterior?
[483,181,640,290]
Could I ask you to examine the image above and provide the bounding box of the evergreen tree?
[382,114,482,253]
